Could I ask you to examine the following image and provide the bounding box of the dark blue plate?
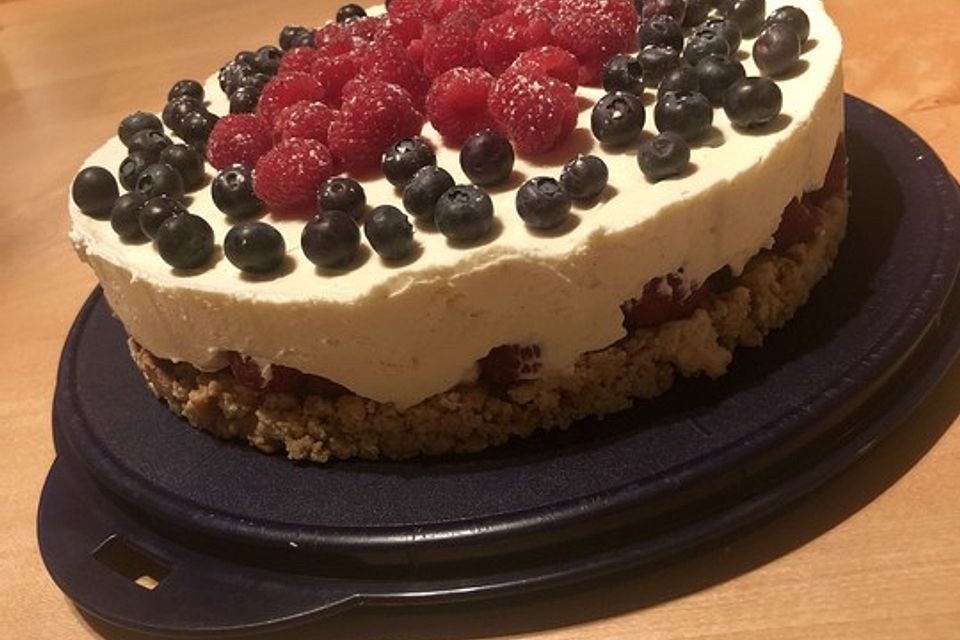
[38,96,960,636]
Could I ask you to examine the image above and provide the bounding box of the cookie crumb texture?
[132,189,848,463]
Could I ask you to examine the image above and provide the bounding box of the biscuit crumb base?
[131,190,849,463]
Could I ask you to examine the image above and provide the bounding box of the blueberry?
[403,166,456,220]
[683,29,730,66]
[658,66,701,100]
[290,29,318,49]
[219,60,249,96]
[230,87,261,114]
[753,24,801,77]
[638,132,691,181]
[139,195,188,239]
[460,130,515,186]
[118,151,153,191]
[163,96,204,132]
[128,129,173,163]
[168,79,204,102]
[336,4,367,22]
[641,0,686,22]
[434,185,494,243]
[591,91,646,147]
[136,163,185,201]
[301,210,361,268]
[160,144,205,191]
[318,177,366,219]
[178,110,219,152]
[156,213,215,271]
[212,164,263,218]
[602,54,644,96]
[238,72,272,93]
[71,167,119,218]
[382,137,436,187]
[118,111,163,147]
[516,178,571,230]
[698,18,742,54]
[638,15,683,52]
[654,90,714,140]
[723,76,783,127]
[683,0,712,27]
[721,0,766,37]
[764,6,810,45]
[110,192,148,240]
[695,54,746,105]
[638,44,681,87]
[224,221,287,274]
[560,155,608,201]
[364,205,415,260]
[235,51,258,67]
[254,45,283,75]
[279,25,311,50]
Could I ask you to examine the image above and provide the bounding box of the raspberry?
[206,114,274,170]
[328,81,425,171]
[376,15,426,48]
[277,47,319,76]
[429,0,496,22]
[388,0,432,20]
[508,46,579,90]
[253,138,336,213]
[488,71,578,155]
[256,72,327,125]
[477,344,543,389]
[312,53,362,108]
[476,10,555,75]
[316,36,366,58]
[273,101,337,144]
[422,11,482,78]
[361,43,431,107]
[228,352,305,394]
[426,67,498,144]
[492,0,560,14]
[621,275,708,329]
[552,0,638,85]
[773,197,821,252]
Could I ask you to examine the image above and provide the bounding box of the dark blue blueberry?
[638,132,691,181]
[160,144,205,192]
[602,54,644,96]
[230,86,261,114]
[254,45,283,75]
[637,44,681,87]
[318,177,366,219]
[336,4,367,22]
[591,91,646,146]
[764,6,810,44]
[178,110,219,153]
[301,210,361,268]
[235,51,258,67]
[516,177,571,230]
[224,221,287,274]
[71,167,118,218]
[136,163,185,202]
[238,72,272,93]
[721,0,766,37]
[212,164,263,218]
[290,29,317,49]
[695,53,746,105]
[110,192,148,240]
[460,130,515,186]
[683,29,730,66]
[382,137,436,187]
[118,151,153,191]
[698,18,742,54]
[163,96,204,132]
[402,166,455,220]
[364,205,415,260]
[118,111,163,147]
[279,25,311,50]
[683,0,712,27]
[658,65,701,100]
[434,185,494,243]
[638,14,684,51]
[156,213,215,271]
[753,24,801,77]
[128,129,172,163]
[168,79,204,102]
[723,76,783,128]
[139,195,187,239]
[219,60,247,95]
[560,155,608,201]
[654,90,714,140]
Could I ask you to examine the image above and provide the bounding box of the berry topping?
[128,129,172,162]
[460,129,515,187]
[361,42,431,106]
[477,344,543,389]
[621,275,707,329]
[230,87,262,114]
[364,205,416,260]
[273,101,337,144]
[163,96,205,133]
[552,0,639,85]
[382,137,437,187]
[488,72,578,155]
[591,91,646,147]
[683,0,712,27]
[254,138,336,213]
[658,65,701,99]
[337,3,368,22]
[118,112,163,147]
[425,67,498,144]
[773,197,819,251]
[136,163,186,201]
[753,24,802,77]
[110,192,148,241]
[654,90,713,141]
[206,113,274,171]
[254,45,284,76]
[219,60,251,97]
[637,44,681,87]
[435,185,495,242]
[280,25,313,50]
[723,76,783,128]
[638,14,684,52]
[602,54,644,96]
[168,79,204,102]
[683,29,730,66]
[118,151,153,191]
[764,6,810,45]
[403,166,456,220]
[695,53,746,105]
[699,17,742,53]
[256,72,327,125]
[560,154,608,200]
[290,29,319,49]
[318,177,366,219]
[638,131,691,180]
[160,144,206,192]
[225,221,287,274]
[640,0,686,23]
[156,213,215,271]
[178,110,219,153]
[475,9,554,75]
[311,53,362,108]
[277,47,320,76]
[517,177,571,230]
[212,165,264,218]
[301,210,361,268]
[508,46,580,92]
[422,11,482,78]
[721,0,765,37]
[139,196,187,239]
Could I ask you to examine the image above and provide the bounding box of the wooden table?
[2,1,958,638]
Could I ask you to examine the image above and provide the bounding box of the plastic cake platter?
[38,96,960,636]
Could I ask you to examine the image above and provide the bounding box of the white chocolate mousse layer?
[69,0,843,409]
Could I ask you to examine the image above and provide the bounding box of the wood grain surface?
[1,1,958,638]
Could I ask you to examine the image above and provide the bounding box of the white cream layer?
[69,0,843,409]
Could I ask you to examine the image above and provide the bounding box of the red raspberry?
[488,71,578,155]
[273,101,337,144]
[228,353,306,394]
[388,0,432,21]
[476,9,555,75]
[426,67,498,144]
[253,138,336,213]
[277,47,319,76]
[477,344,543,389]
[507,46,579,90]
[429,0,496,22]
[773,197,821,252]
[312,53,362,108]
[492,0,560,14]
[328,81,425,171]
[552,0,638,85]
[206,114,274,171]
[316,16,384,46]
[376,15,426,48]
[256,72,327,125]
[361,42,431,108]
[316,36,366,58]
[621,276,708,330]
[422,11,482,78]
